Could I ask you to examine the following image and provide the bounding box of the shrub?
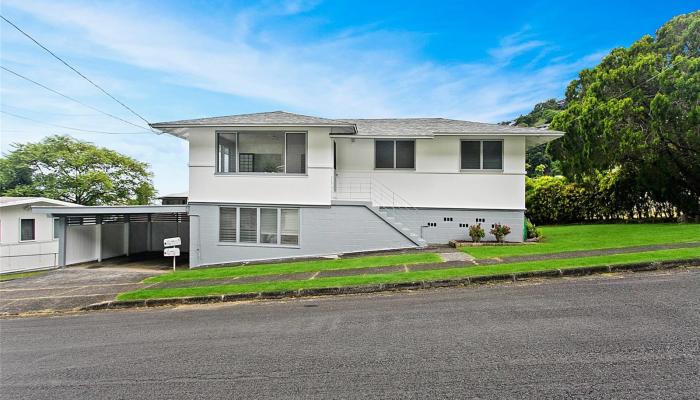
[490,223,511,243]
[525,218,541,239]
[468,223,485,243]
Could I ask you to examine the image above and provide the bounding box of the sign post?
[163,237,181,272]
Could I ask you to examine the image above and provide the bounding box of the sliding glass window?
[375,140,415,169]
[217,133,237,173]
[216,132,307,174]
[460,140,503,171]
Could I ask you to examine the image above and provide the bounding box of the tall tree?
[550,11,700,216]
[0,135,156,205]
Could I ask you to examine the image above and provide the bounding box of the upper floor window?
[216,132,307,174]
[460,140,503,171]
[375,139,415,169]
[20,218,35,241]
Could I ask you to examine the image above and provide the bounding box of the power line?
[1,66,152,131]
[1,110,151,135]
[0,14,156,131]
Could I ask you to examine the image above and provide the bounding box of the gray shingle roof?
[151,111,564,137]
[338,118,563,136]
[151,111,354,128]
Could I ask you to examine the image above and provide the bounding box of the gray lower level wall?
[385,208,525,244]
[188,204,417,267]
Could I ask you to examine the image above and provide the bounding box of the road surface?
[2,269,699,399]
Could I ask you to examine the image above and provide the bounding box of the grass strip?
[145,253,443,283]
[119,247,700,300]
[462,223,700,259]
[0,270,49,282]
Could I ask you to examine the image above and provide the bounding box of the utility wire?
[0,14,156,131]
[1,110,151,135]
[1,66,152,131]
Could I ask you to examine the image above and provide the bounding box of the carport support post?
[147,214,152,252]
[95,216,102,263]
[57,216,67,268]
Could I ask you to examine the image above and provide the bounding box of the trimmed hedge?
[526,171,679,225]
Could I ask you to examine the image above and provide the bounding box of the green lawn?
[145,253,443,283]
[463,223,700,259]
[118,246,700,300]
[0,270,48,282]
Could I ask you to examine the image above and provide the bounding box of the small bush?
[469,223,485,243]
[490,223,511,243]
[525,218,541,239]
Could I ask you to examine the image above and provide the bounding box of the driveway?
[0,267,159,315]
[1,269,698,399]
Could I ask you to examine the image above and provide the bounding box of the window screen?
[219,208,237,242]
[20,219,35,241]
[482,140,503,170]
[375,140,394,169]
[285,133,306,174]
[395,140,415,168]
[280,209,300,245]
[239,208,257,243]
[260,208,278,244]
[53,218,60,239]
[217,133,237,173]
[460,141,481,170]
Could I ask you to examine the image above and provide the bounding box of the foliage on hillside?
[501,99,565,176]
[0,135,156,205]
[550,11,699,217]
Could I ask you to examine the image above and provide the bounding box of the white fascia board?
[433,132,564,137]
[329,135,435,139]
[32,205,189,215]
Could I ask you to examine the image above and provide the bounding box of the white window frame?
[19,218,36,242]
[374,139,416,170]
[215,131,308,176]
[459,139,504,172]
[218,206,301,248]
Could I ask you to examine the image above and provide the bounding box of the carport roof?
[32,205,188,215]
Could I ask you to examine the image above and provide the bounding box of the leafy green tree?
[0,135,156,205]
[550,11,700,216]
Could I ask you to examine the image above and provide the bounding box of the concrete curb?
[81,258,700,311]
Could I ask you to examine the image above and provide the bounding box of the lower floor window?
[219,207,300,246]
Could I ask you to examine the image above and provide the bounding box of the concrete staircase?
[365,204,428,247]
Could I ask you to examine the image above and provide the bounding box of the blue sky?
[1,0,696,195]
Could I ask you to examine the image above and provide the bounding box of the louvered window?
[219,207,300,246]
[260,208,278,244]
[280,209,300,245]
[219,208,237,242]
[239,208,258,243]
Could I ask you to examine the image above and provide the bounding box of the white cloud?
[1,0,606,194]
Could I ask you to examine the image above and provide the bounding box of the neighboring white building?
[0,197,76,273]
[151,111,563,267]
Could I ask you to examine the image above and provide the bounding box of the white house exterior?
[150,111,563,268]
[0,197,76,273]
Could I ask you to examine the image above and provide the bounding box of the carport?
[33,205,189,268]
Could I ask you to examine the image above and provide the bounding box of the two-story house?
[151,111,563,267]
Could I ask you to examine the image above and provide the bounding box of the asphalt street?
[1,269,698,399]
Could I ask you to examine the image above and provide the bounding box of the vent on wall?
[427,222,437,227]
[459,223,469,228]
[443,217,453,222]
[475,218,485,223]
